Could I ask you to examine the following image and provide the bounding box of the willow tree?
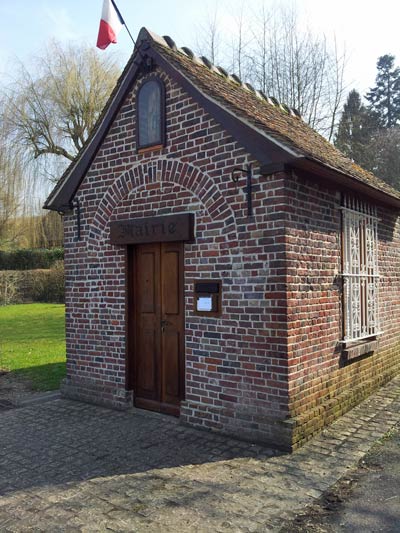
[0,142,23,247]
[4,41,121,166]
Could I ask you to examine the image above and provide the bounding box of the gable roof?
[44,28,400,211]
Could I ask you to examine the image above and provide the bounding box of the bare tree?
[4,41,120,165]
[249,5,346,135]
[195,4,221,65]
[228,4,251,81]
[326,37,347,141]
[250,3,273,94]
[193,2,346,138]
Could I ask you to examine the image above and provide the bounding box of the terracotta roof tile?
[44,28,400,210]
[152,35,400,201]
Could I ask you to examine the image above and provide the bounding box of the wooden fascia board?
[259,162,292,175]
[44,44,299,212]
[146,48,298,165]
[289,157,400,209]
[44,40,400,213]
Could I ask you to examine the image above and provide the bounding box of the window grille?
[341,195,380,342]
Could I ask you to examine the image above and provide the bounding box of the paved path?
[332,422,400,532]
[0,375,399,532]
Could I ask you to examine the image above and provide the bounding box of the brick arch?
[88,158,236,251]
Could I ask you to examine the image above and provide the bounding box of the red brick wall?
[284,172,400,447]
[62,66,400,449]
[62,68,292,447]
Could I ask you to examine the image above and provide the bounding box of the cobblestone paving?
[0,375,399,532]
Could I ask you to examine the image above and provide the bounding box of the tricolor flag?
[97,0,124,50]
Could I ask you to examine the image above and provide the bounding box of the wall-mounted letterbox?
[194,280,222,316]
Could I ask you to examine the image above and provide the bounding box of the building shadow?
[0,397,285,499]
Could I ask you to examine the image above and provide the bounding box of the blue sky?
[1,0,400,94]
[0,0,202,76]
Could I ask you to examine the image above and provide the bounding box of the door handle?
[160,319,169,333]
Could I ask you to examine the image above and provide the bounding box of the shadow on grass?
[11,362,66,391]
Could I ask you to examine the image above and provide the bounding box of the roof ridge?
[143,30,302,120]
[44,27,400,211]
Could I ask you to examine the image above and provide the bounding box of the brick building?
[45,28,400,450]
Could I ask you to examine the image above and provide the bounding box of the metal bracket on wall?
[231,163,254,218]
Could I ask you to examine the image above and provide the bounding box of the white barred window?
[341,195,380,342]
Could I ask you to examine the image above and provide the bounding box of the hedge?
[0,248,64,270]
[0,262,65,305]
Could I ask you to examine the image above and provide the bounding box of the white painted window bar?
[340,195,380,342]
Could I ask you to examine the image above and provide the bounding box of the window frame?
[136,76,166,151]
[340,194,381,344]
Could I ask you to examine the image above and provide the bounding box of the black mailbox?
[194,280,221,316]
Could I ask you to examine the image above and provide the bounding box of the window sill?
[342,337,379,361]
[137,144,164,154]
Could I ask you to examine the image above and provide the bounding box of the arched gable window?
[137,77,165,150]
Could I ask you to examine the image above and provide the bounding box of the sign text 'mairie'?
[109,213,195,245]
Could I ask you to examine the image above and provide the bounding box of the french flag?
[97,0,124,50]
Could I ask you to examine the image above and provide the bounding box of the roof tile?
[44,28,400,209]
[153,36,400,201]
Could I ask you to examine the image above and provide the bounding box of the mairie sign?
[110,213,195,244]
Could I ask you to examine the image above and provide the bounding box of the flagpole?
[110,0,136,47]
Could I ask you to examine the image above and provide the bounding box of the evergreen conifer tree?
[335,56,400,190]
[334,90,377,169]
[366,54,400,128]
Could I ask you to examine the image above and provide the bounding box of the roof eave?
[147,47,300,163]
[44,38,300,212]
[43,28,400,213]
[43,49,144,212]
[289,157,400,209]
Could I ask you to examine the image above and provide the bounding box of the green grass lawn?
[0,303,66,391]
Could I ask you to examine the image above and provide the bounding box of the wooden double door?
[129,242,185,416]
